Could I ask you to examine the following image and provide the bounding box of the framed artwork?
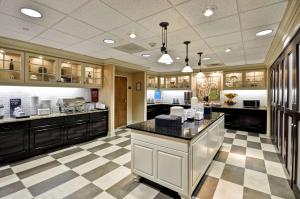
[136,82,142,91]
[196,73,221,101]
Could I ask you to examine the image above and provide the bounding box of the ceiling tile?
[240,1,287,29]
[110,22,156,42]
[245,46,269,56]
[176,0,237,25]
[205,32,242,47]
[212,42,244,53]
[0,0,65,27]
[194,15,240,38]
[133,36,161,51]
[0,13,46,41]
[246,54,265,64]
[167,27,202,47]
[102,0,171,20]
[38,29,82,45]
[30,37,67,49]
[242,23,279,41]
[237,0,286,12]
[63,40,105,55]
[33,0,89,14]
[222,56,246,66]
[90,48,129,59]
[168,0,190,6]
[138,8,189,33]
[244,37,273,49]
[71,0,131,31]
[53,17,103,39]
[88,33,129,48]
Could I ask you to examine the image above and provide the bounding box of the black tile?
[87,143,112,153]
[243,187,271,199]
[0,181,25,198]
[268,175,295,199]
[261,138,274,144]
[193,175,219,199]
[227,129,236,133]
[246,157,266,173]
[236,134,247,140]
[247,141,262,150]
[230,145,246,155]
[0,168,14,178]
[102,136,122,142]
[223,137,234,144]
[263,151,282,163]
[65,154,99,169]
[248,132,259,137]
[106,175,140,199]
[117,140,131,147]
[82,161,119,182]
[104,148,130,160]
[51,147,83,159]
[64,183,102,199]
[214,151,229,163]
[221,164,245,185]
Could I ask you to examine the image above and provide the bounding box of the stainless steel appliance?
[57,97,87,113]
[243,100,260,108]
[184,91,192,104]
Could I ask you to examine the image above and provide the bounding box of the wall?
[132,72,146,122]
[0,86,90,116]
[115,71,133,124]
[220,90,268,107]
[147,90,189,104]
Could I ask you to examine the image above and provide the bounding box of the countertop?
[127,112,224,140]
[147,103,191,106]
[0,109,108,124]
[211,105,267,111]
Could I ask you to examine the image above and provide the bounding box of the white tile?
[206,32,242,47]
[220,143,232,152]
[244,169,271,194]
[233,139,247,147]
[73,157,109,175]
[240,2,288,29]
[53,17,103,39]
[125,145,131,151]
[138,8,189,33]
[224,132,235,138]
[109,137,129,145]
[22,165,69,187]
[226,153,246,168]
[237,0,285,12]
[112,152,131,165]
[93,166,131,190]
[265,160,287,179]
[213,179,243,199]
[57,150,91,164]
[71,0,131,31]
[124,183,159,199]
[236,131,248,136]
[35,176,90,199]
[0,0,65,27]
[195,15,240,38]
[243,37,274,49]
[48,146,77,156]
[30,37,67,49]
[261,143,277,153]
[33,0,89,14]
[103,0,171,20]
[11,156,54,173]
[1,188,32,199]
[246,148,264,159]
[206,161,225,178]
[79,140,105,150]
[94,191,116,199]
[0,165,10,171]
[0,174,19,187]
[38,29,82,46]
[247,136,261,143]
[176,0,238,25]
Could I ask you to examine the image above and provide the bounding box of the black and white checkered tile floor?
[0,129,296,199]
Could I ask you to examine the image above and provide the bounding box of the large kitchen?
[0,0,299,199]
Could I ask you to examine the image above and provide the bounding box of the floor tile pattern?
[0,129,296,199]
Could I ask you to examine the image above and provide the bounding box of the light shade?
[196,72,205,78]
[181,65,193,73]
[158,53,173,64]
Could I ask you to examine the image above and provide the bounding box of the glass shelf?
[224,72,243,89]
[84,65,103,86]
[0,50,23,82]
[177,75,191,89]
[147,75,158,89]
[60,61,82,84]
[165,76,177,89]
[245,71,265,88]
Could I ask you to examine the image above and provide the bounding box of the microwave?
[243,100,260,108]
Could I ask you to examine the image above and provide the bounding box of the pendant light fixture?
[196,52,205,78]
[158,22,173,64]
[181,41,193,73]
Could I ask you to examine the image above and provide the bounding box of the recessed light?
[142,54,151,57]
[20,8,42,18]
[176,57,180,60]
[39,56,43,59]
[103,39,115,44]
[203,7,214,17]
[225,48,231,53]
[256,29,273,36]
[203,57,211,60]
[129,33,137,39]
[0,50,4,53]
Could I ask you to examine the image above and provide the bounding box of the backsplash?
[147,90,189,104]
[0,86,91,116]
[220,90,267,107]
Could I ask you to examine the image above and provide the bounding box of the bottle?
[9,59,14,70]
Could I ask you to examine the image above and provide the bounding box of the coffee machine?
[184,91,192,105]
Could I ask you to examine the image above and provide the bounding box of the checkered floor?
[0,129,296,199]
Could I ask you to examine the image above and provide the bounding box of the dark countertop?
[127,112,224,140]
[147,103,191,106]
[211,105,267,111]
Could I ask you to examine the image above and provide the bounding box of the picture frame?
[136,82,142,91]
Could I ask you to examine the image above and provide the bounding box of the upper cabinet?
[0,49,24,83]
[147,74,191,90]
[60,60,83,86]
[26,53,58,84]
[223,70,266,90]
[84,64,103,87]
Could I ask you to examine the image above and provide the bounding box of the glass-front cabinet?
[147,75,158,89]
[60,60,83,85]
[177,75,191,89]
[224,72,243,89]
[165,76,177,89]
[26,53,58,83]
[159,76,165,89]
[84,64,103,87]
[244,70,265,89]
[0,49,24,83]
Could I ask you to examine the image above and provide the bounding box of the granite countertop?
[127,112,224,140]
[211,105,267,111]
[0,109,108,124]
[147,103,191,106]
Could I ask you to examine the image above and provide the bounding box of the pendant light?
[158,22,173,64]
[181,41,193,73]
[196,52,205,78]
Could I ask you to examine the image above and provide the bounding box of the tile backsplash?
[147,90,189,104]
[0,86,90,116]
[220,90,267,107]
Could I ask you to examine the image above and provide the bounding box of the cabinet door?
[89,119,108,137]
[207,124,219,158]
[0,49,24,83]
[66,122,88,144]
[0,122,29,161]
[286,115,294,177]
[297,118,300,190]
[30,125,64,152]
[224,112,241,129]
[243,110,267,133]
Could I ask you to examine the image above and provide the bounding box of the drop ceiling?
[0,0,288,72]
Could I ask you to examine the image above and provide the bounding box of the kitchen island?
[127,113,224,199]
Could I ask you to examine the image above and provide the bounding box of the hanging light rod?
[158,22,173,64]
[196,52,205,78]
[182,41,193,73]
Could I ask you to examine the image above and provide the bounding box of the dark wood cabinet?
[65,122,88,144]
[0,122,29,162]
[90,111,108,137]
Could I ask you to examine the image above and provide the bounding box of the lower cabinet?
[65,122,88,144]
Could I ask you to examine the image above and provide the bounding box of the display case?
[244,70,265,89]
[159,76,165,89]
[147,75,158,89]
[60,60,83,85]
[0,49,24,83]
[224,72,243,89]
[26,53,58,84]
[84,64,103,87]
[165,76,177,89]
[177,75,191,89]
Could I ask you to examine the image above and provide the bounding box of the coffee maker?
[184,91,192,105]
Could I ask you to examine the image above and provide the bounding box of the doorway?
[115,76,127,128]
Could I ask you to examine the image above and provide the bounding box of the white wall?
[147,90,189,104]
[0,86,91,116]
[220,90,268,107]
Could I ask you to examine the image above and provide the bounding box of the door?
[115,76,127,128]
